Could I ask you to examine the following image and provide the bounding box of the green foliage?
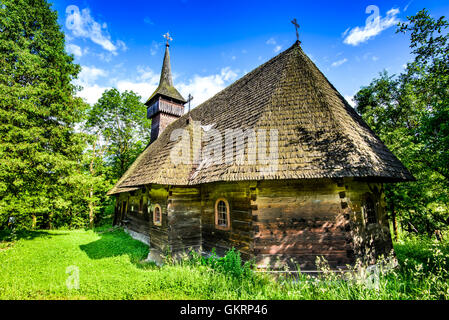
[394,234,449,274]
[354,9,449,236]
[0,227,448,299]
[189,248,254,279]
[78,88,151,228]
[84,88,151,180]
[0,0,149,230]
[0,0,93,229]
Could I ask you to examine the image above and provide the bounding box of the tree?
[85,88,151,181]
[0,0,88,229]
[398,9,449,183]
[354,9,449,237]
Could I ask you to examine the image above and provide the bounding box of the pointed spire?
[145,36,186,106]
[159,44,174,88]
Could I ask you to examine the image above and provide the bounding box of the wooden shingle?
[108,41,413,195]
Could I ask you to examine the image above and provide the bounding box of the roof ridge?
[188,42,299,122]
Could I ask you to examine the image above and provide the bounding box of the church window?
[153,204,162,226]
[215,198,230,230]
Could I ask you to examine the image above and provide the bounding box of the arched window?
[215,198,230,230]
[364,194,377,224]
[153,204,162,226]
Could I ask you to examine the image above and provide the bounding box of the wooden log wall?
[112,178,392,270]
[115,189,150,237]
[200,182,254,261]
[167,187,202,254]
[345,179,393,264]
[148,186,170,254]
[252,179,354,271]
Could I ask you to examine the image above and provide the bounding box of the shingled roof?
[108,41,413,195]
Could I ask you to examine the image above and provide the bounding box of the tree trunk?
[89,187,94,229]
[88,139,96,229]
[32,214,37,229]
[391,203,398,241]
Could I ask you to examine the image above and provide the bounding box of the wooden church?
[108,36,414,270]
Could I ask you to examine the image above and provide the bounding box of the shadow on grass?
[0,229,66,242]
[79,228,151,266]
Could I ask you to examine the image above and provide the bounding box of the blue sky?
[52,0,449,108]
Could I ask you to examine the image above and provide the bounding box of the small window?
[215,198,230,230]
[153,204,162,226]
[364,194,377,224]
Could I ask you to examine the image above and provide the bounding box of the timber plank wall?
[200,182,255,261]
[167,186,202,254]
[252,179,353,270]
[148,186,169,253]
[114,178,392,270]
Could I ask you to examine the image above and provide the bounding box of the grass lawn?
[0,226,448,300]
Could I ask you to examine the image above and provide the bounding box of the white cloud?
[361,52,380,62]
[177,67,239,108]
[266,38,282,53]
[344,95,356,108]
[266,38,276,45]
[74,65,240,108]
[78,84,110,105]
[77,66,108,84]
[343,6,400,46]
[116,40,127,52]
[144,17,154,25]
[66,43,83,57]
[114,67,239,108]
[65,5,125,54]
[74,65,158,105]
[115,81,157,101]
[404,1,413,11]
[331,58,348,67]
[114,67,160,100]
[150,41,162,56]
[137,66,160,83]
[97,52,113,62]
[74,66,109,104]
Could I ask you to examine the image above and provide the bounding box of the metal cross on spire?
[291,18,300,42]
[163,32,173,46]
[186,93,193,124]
[186,93,193,114]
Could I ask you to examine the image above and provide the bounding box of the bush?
[189,248,254,279]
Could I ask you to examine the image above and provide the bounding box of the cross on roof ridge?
[291,18,300,42]
[163,32,173,46]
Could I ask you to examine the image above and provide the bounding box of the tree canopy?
[84,88,151,181]
[0,0,88,229]
[354,9,449,237]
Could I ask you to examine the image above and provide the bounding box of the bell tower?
[146,33,186,144]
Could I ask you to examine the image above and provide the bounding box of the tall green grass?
[0,227,448,300]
